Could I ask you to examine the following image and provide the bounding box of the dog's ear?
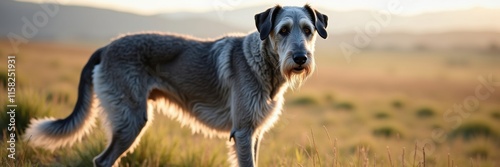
[255,5,282,40]
[304,4,328,39]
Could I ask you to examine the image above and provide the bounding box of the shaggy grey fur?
[24,5,328,167]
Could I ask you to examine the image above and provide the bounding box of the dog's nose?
[293,54,307,65]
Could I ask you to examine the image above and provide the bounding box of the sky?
[19,0,500,16]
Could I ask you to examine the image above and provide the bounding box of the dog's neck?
[243,32,287,99]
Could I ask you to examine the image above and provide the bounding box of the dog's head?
[255,5,328,88]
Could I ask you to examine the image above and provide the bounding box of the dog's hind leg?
[93,99,150,167]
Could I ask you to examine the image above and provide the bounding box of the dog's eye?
[279,27,290,36]
[303,28,311,35]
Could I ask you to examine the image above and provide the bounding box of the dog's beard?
[280,57,315,89]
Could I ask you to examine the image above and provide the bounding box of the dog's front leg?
[230,127,254,167]
[229,88,257,167]
[252,132,263,166]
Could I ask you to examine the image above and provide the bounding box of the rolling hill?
[1,1,499,52]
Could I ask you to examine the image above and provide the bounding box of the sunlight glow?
[17,0,500,16]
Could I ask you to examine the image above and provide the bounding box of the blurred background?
[1,0,499,166]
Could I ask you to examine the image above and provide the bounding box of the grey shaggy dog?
[24,4,328,167]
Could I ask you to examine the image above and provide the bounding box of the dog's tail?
[24,47,103,151]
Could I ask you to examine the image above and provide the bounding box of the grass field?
[1,40,499,166]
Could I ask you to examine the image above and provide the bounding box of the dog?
[24,4,328,167]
